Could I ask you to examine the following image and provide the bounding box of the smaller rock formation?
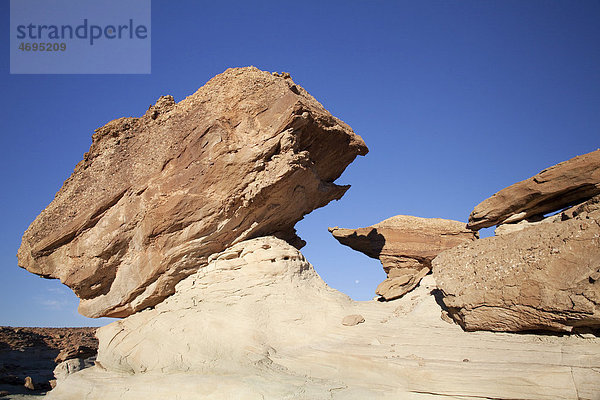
[467,149,600,230]
[55,345,97,364]
[329,216,477,300]
[53,357,96,382]
[438,150,600,333]
[341,314,365,326]
[434,195,600,332]
[24,376,34,390]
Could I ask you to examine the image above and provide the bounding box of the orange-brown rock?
[17,67,368,318]
[467,149,600,230]
[434,196,600,332]
[329,216,477,300]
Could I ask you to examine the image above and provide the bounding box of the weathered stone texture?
[18,67,367,318]
[330,216,476,300]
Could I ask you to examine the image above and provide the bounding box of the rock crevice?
[467,149,600,230]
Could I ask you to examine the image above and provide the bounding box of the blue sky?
[1,0,599,327]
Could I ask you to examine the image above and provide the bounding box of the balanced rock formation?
[467,149,600,230]
[329,216,477,300]
[17,67,367,318]
[47,237,600,399]
[434,194,600,332]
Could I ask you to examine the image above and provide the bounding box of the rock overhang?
[17,67,368,318]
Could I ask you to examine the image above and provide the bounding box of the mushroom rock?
[329,215,477,300]
[17,67,368,318]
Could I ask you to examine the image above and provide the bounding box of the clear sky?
[1,0,599,327]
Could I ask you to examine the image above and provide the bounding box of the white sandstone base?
[47,237,600,400]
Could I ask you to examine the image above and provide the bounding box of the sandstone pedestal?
[47,238,600,400]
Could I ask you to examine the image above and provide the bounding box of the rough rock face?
[434,196,600,332]
[55,345,97,364]
[17,67,367,318]
[46,237,600,400]
[329,216,477,300]
[467,149,600,230]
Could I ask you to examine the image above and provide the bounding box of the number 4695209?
[18,42,67,51]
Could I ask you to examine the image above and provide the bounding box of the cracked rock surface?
[434,196,600,332]
[47,237,600,400]
[17,67,367,318]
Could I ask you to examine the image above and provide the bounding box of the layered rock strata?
[329,216,477,300]
[47,237,600,400]
[437,150,600,332]
[467,149,600,230]
[17,67,367,318]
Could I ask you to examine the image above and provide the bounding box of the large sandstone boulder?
[17,67,367,318]
[467,149,600,230]
[329,216,477,300]
[46,237,600,400]
[434,196,600,332]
